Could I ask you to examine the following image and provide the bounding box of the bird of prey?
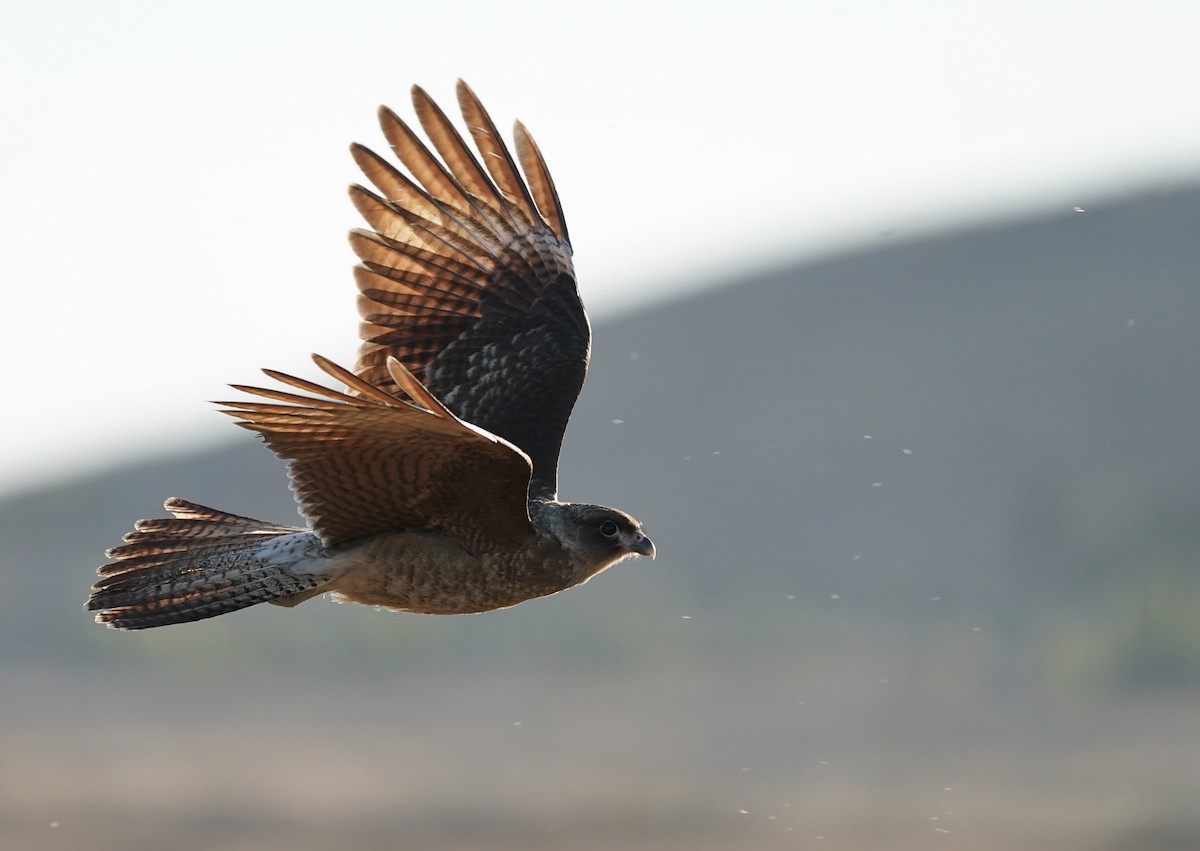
[86,81,654,630]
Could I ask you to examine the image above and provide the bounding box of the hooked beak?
[628,531,656,560]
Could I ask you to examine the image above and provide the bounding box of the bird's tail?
[86,498,329,630]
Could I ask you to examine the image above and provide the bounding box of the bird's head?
[532,501,655,585]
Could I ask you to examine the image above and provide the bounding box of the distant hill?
[6,182,1200,685]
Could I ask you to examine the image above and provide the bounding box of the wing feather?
[455,80,542,231]
[377,103,506,242]
[348,229,488,289]
[513,120,570,245]
[348,184,495,269]
[220,355,535,551]
[412,84,521,235]
[349,143,445,223]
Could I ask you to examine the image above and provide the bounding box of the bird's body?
[87,82,653,630]
[317,506,599,614]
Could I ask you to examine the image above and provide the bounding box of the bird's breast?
[322,530,572,614]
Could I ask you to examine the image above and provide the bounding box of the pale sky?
[3,0,1199,496]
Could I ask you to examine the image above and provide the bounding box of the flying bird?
[86,81,654,630]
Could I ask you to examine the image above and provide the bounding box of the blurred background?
[3,2,1200,849]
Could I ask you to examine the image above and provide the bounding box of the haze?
[3,0,1198,494]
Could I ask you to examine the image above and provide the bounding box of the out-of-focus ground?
[6,668,1199,850]
[4,184,1200,850]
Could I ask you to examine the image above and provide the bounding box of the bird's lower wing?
[220,354,536,552]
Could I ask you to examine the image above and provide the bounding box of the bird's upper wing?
[349,80,588,500]
[220,354,536,552]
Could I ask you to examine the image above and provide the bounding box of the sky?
[2,0,1199,496]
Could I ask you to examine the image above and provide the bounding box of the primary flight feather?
[87,81,654,630]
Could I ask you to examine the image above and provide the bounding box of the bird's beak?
[629,532,656,560]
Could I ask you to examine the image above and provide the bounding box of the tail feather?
[87,498,328,630]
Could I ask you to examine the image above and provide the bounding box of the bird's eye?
[599,520,619,539]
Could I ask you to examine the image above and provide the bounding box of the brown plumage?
[86,81,654,630]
